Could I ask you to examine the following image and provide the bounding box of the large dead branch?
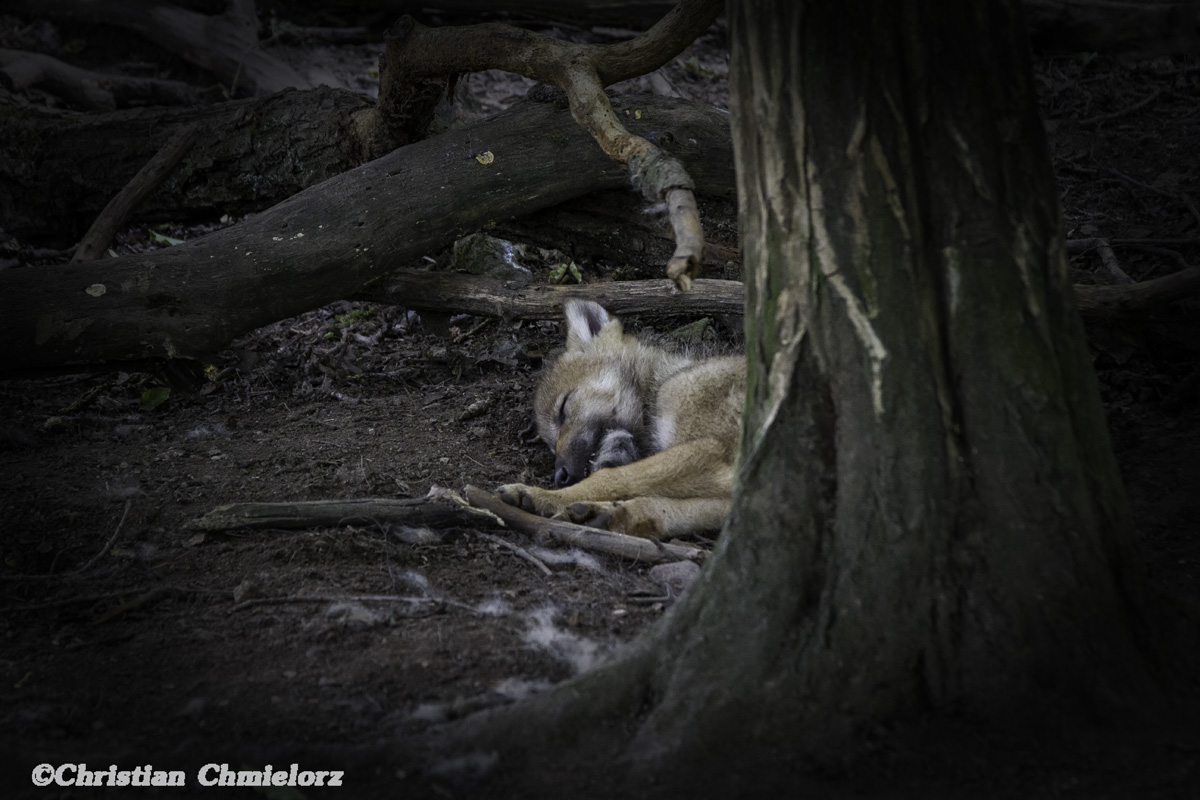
[0,93,726,374]
[6,0,309,97]
[0,49,201,110]
[1073,266,1200,318]
[374,0,723,290]
[358,272,743,319]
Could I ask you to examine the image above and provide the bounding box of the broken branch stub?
[380,0,723,290]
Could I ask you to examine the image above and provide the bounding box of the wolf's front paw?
[567,501,614,530]
[566,501,662,539]
[497,483,563,517]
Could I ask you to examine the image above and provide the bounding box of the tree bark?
[0,92,730,374]
[404,0,1174,792]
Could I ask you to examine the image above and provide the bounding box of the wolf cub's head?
[535,300,648,487]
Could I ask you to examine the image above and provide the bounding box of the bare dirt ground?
[1,7,1199,799]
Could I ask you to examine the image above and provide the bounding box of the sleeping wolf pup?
[498,300,744,538]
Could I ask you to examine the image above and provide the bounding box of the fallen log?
[1073,266,1200,318]
[357,272,743,319]
[0,92,730,374]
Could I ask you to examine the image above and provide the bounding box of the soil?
[1,6,1199,799]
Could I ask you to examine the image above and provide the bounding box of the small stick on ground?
[71,125,199,264]
[187,489,503,533]
[477,531,553,577]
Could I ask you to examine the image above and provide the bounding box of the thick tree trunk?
[0,87,373,244]
[629,0,1169,758]
[0,92,730,374]
[408,0,1174,793]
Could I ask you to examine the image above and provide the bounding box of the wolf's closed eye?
[556,391,572,425]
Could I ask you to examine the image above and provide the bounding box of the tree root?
[373,0,724,289]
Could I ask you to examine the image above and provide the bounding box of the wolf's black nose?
[554,465,574,487]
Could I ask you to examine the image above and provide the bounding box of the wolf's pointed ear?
[563,300,615,351]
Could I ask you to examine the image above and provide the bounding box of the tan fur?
[497,300,744,538]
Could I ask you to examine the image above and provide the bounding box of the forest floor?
[1,6,1198,799]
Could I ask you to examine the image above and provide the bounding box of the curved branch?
[379,0,723,290]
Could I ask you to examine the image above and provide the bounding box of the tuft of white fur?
[491,677,551,701]
[526,547,604,573]
[474,597,513,616]
[427,751,500,782]
[522,606,604,673]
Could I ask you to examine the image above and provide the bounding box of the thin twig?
[75,500,133,573]
[477,531,553,577]
[6,501,132,582]
[453,316,494,343]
